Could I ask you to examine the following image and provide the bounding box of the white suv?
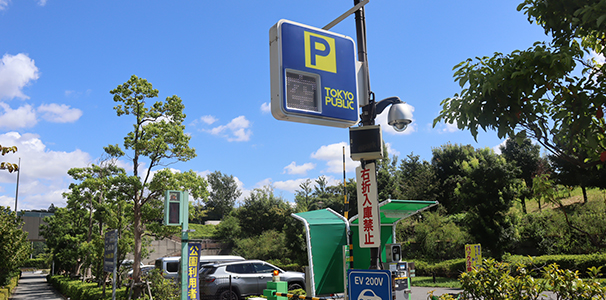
[199,260,306,300]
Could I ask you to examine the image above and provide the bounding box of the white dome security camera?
[387,102,413,132]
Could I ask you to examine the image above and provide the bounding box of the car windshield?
[199,266,217,276]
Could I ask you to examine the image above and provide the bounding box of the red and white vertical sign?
[356,162,380,248]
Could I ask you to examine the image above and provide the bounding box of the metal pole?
[180,192,190,300]
[112,230,118,300]
[353,0,381,270]
[14,158,20,212]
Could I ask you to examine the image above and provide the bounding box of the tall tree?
[294,179,314,213]
[397,153,437,201]
[499,135,542,213]
[433,0,606,169]
[206,171,241,219]
[376,142,398,201]
[0,206,30,285]
[236,185,293,237]
[431,144,519,257]
[455,148,519,257]
[431,144,477,214]
[106,75,207,295]
[41,206,86,274]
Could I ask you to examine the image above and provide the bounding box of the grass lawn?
[188,223,217,239]
[411,276,461,288]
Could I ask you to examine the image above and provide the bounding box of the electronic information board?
[270,19,359,128]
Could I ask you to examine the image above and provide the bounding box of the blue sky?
[0,0,549,210]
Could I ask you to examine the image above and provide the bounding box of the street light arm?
[375,97,403,115]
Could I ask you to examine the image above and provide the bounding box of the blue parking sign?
[348,270,392,300]
[270,19,359,128]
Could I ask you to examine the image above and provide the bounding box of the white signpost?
[355,162,380,248]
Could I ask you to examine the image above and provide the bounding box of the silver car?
[199,260,306,300]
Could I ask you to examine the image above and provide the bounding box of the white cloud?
[0,132,92,210]
[384,142,400,157]
[435,121,459,133]
[200,115,218,125]
[0,0,9,10]
[37,0,47,6]
[0,102,37,129]
[493,140,506,155]
[591,50,605,65]
[273,178,309,193]
[260,102,270,114]
[376,103,416,135]
[310,142,359,173]
[283,161,315,175]
[38,103,83,123]
[0,53,40,100]
[205,115,252,142]
[255,178,273,189]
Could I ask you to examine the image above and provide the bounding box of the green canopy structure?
[350,199,438,269]
[292,200,438,295]
[292,208,348,296]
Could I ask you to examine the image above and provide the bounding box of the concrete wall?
[129,238,228,265]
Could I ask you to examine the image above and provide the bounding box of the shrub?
[47,274,128,300]
[503,253,606,278]
[144,268,178,300]
[22,258,49,269]
[412,258,466,278]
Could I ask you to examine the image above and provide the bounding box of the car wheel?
[218,289,239,300]
[288,282,304,291]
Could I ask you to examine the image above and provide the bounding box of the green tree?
[376,143,399,201]
[41,206,87,275]
[433,0,606,169]
[0,206,30,285]
[455,148,519,257]
[396,153,437,201]
[205,171,241,219]
[294,179,314,213]
[432,144,519,257]
[532,173,556,212]
[107,75,207,295]
[431,144,477,214]
[549,152,606,203]
[62,164,127,280]
[212,214,241,245]
[236,186,293,237]
[311,176,345,213]
[400,209,471,260]
[499,135,543,213]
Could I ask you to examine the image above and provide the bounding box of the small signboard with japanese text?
[465,244,482,272]
[103,230,118,272]
[356,162,380,248]
[188,243,201,300]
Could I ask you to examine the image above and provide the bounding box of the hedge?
[412,253,606,278]
[503,253,606,277]
[22,258,49,269]
[0,273,19,300]
[47,275,127,300]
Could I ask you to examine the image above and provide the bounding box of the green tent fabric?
[292,208,348,296]
[292,200,438,294]
[350,199,438,269]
